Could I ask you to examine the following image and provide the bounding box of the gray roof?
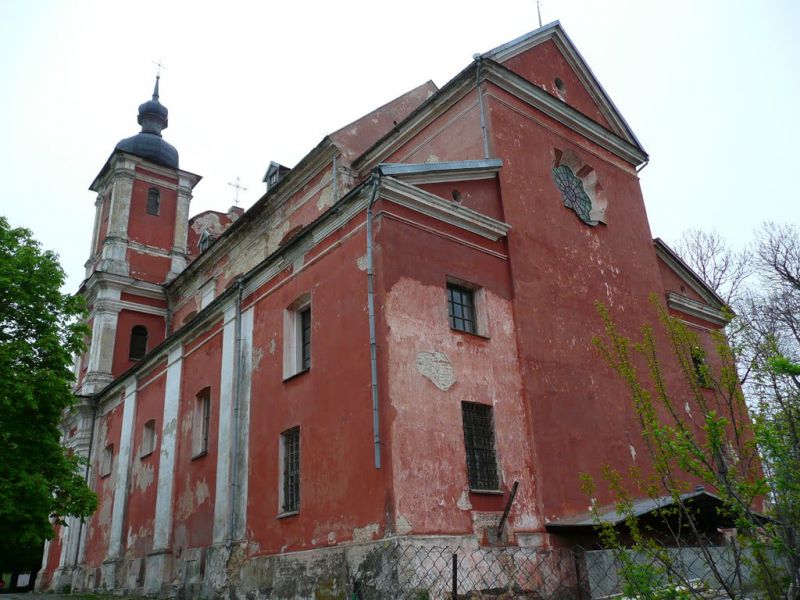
[545,490,755,529]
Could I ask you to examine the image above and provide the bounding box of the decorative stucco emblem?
[552,149,607,226]
[415,351,456,391]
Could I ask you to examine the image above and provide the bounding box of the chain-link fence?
[349,540,772,599]
[351,540,583,599]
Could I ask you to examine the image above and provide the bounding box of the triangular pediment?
[482,21,643,150]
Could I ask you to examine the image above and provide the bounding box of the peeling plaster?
[395,515,412,535]
[456,490,472,510]
[316,185,334,211]
[132,459,155,493]
[415,351,456,391]
[267,220,291,256]
[327,531,336,544]
[196,479,210,505]
[629,444,637,462]
[356,254,368,272]
[352,523,379,543]
[253,347,265,371]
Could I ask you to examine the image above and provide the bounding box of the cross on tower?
[153,59,167,78]
[228,177,248,206]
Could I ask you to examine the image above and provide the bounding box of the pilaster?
[108,380,137,559]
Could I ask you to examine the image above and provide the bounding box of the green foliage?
[588,297,795,599]
[0,216,96,566]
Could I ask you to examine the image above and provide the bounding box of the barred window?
[281,427,300,514]
[300,307,311,371]
[461,402,499,490]
[447,284,476,333]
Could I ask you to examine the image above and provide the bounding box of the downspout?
[227,278,244,546]
[636,158,650,173]
[366,171,382,469]
[475,56,490,160]
[73,398,98,567]
[332,153,338,202]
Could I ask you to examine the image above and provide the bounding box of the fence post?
[452,552,458,599]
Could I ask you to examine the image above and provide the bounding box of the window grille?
[300,307,311,370]
[281,427,300,513]
[129,325,148,360]
[146,187,160,215]
[461,402,499,490]
[447,284,476,333]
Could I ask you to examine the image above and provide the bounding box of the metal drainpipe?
[332,153,338,202]
[636,158,650,173]
[73,398,98,567]
[366,172,382,469]
[476,56,490,160]
[227,278,244,546]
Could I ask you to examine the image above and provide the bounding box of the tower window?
[146,188,160,215]
[129,326,148,360]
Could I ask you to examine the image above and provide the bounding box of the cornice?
[666,292,729,327]
[168,140,338,297]
[653,239,727,310]
[483,61,647,166]
[380,177,510,241]
[352,69,477,175]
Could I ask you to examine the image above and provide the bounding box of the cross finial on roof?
[228,177,248,206]
[151,60,167,100]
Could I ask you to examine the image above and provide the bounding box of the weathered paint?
[40,23,754,599]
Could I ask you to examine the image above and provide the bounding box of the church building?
[37,21,730,598]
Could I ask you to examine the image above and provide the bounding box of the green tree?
[0,216,96,570]
[585,223,800,599]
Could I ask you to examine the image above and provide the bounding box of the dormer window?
[263,161,290,192]
[146,188,160,215]
[198,229,216,253]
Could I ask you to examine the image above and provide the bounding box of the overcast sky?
[1,0,798,293]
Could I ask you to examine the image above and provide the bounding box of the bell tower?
[78,77,201,394]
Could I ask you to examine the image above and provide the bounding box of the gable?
[483,21,643,149]
[500,39,613,130]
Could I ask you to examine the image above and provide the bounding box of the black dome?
[115,133,179,169]
[114,76,178,168]
[138,99,168,121]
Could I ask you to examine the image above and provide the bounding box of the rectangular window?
[283,294,312,379]
[447,283,477,334]
[100,443,114,477]
[300,307,311,371]
[280,427,300,514]
[141,419,157,458]
[461,402,499,491]
[193,388,211,458]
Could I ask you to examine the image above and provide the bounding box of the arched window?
[146,187,160,215]
[129,325,148,360]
